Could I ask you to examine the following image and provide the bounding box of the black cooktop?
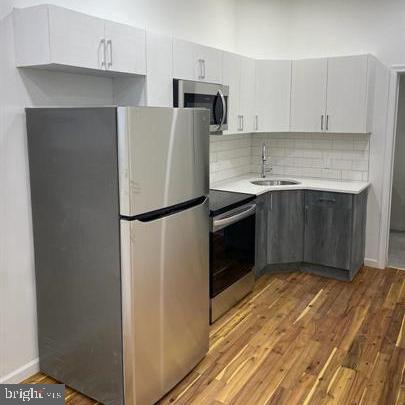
[209,189,256,217]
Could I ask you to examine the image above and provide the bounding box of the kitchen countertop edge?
[211,175,371,196]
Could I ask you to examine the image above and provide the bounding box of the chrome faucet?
[261,142,268,178]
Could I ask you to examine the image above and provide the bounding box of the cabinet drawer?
[305,191,353,210]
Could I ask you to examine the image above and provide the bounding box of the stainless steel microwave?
[173,79,229,134]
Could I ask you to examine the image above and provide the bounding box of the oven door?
[210,203,256,299]
[174,80,228,133]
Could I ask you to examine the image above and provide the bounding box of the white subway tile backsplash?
[210,134,253,183]
[210,132,370,184]
[250,133,370,182]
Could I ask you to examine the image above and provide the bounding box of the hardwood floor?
[24,267,405,404]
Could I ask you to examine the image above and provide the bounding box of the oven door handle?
[216,89,227,131]
[213,204,256,232]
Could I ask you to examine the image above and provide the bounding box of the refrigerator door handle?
[127,196,207,223]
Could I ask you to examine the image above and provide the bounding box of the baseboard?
[364,258,383,269]
[0,358,39,384]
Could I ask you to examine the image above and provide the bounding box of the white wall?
[235,0,405,67]
[1,0,237,52]
[391,77,405,231]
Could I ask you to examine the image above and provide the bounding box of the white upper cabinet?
[222,52,242,134]
[325,55,370,133]
[145,31,173,107]
[291,55,374,133]
[13,5,146,75]
[290,58,328,132]
[173,38,222,83]
[172,39,195,81]
[239,56,256,133]
[193,44,222,83]
[14,5,105,70]
[104,21,146,75]
[254,60,291,132]
[222,53,256,134]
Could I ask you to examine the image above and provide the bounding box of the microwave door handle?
[217,89,226,131]
[213,204,256,231]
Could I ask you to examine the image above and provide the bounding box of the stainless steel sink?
[250,179,301,186]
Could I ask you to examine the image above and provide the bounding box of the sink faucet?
[261,142,271,178]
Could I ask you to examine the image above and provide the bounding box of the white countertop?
[211,174,370,195]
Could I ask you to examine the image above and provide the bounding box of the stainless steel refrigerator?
[26,107,210,405]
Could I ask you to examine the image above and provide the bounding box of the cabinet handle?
[270,194,273,210]
[202,59,206,79]
[237,115,242,131]
[305,206,308,224]
[318,198,336,204]
[255,115,259,131]
[198,59,204,80]
[321,115,324,131]
[326,115,329,131]
[107,39,112,68]
[100,39,106,68]
[241,115,244,131]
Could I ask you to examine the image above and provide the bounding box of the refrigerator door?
[118,107,209,217]
[120,198,209,405]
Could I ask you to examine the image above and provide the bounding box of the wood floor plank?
[22,267,404,405]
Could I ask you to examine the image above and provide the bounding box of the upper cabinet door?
[193,45,222,83]
[326,55,369,133]
[222,52,241,134]
[290,58,327,132]
[145,31,173,107]
[173,39,222,83]
[239,56,256,133]
[172,38,195,81]
[255,60,291,132]
[48,6,106,70]
[104,21,146,75]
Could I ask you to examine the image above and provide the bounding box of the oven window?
[184,93,228,126]
[210,214,255,298]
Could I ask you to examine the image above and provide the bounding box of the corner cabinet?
[254,60,292,133]
[172,38,222,83]
[13,5,146,75]
[290,55,375,134]
[256,189,368,281]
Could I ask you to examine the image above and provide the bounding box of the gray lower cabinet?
[267,190,304,264]
[303,190,368,278]
[255,193,268,277]
[255,188,368,281]
[304,191,352,270]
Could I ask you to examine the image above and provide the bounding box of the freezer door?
[120,199,209,405]
[118,107,209,217]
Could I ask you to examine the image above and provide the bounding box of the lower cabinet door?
[304,192,353,270]
[255,194,268,275]
[267,191,304,264]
